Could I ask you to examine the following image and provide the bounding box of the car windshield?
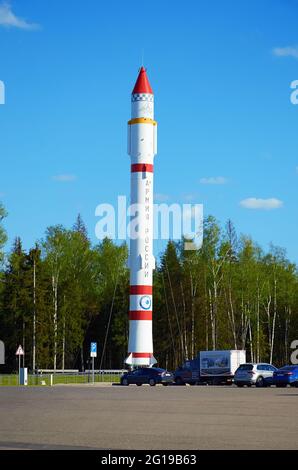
[237,364,253,371]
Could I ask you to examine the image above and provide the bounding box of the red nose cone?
[132,66,153,94]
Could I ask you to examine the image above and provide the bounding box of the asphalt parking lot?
[0,384,297,450]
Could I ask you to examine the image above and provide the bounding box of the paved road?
[0,384,297,450]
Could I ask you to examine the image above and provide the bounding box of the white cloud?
[240,198,283,210]
[53,174,77,182]
[200,176,228,185]
[154,193,170,202]
[0,2,40,30]
[273,46,298,59]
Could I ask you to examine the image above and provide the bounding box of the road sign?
[90,342,97,358]
[16,345,24,356]
[90,343,97,385]
[16,345,24,385]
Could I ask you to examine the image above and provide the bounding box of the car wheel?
[136,383,142,386]
[294,382,298,388]
[121,378,129,386]
[175,377,184,386]
[236,383,244,387]
[149,378,156,386]
[256,377,265,388]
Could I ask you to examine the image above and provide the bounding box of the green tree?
[1,238,31,369]
[91,238,128,369]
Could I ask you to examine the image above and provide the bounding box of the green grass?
[0,375,19,386]
[52,374,121,385]
[0,373,121,386]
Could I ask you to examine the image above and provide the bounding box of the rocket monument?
[125,67,157,368]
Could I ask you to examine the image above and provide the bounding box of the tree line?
[0,204,297,372]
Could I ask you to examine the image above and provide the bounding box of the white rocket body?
[125,68,157,367]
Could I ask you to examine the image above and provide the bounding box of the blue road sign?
[90,342,97,357]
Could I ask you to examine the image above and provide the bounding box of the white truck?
[200,350,246,385]
[174,349,246,385]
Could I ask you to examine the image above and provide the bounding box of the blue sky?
[0,0,297,261]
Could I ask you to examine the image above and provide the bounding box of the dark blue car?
[121,367,173,386]
[273,365,298,387]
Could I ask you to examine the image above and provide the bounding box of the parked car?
[273,365,298,387]
[234,363,277,387]
[174,359,200,385]
[121,367,173,386]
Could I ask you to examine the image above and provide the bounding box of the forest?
[0,202,297,372]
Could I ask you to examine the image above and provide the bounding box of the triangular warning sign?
[16,345,24,356]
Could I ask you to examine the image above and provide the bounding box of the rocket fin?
[125,353,133,365]
[149,355,157,366]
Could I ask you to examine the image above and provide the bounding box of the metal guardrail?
[0,370,126,386]
[37,369,79,374]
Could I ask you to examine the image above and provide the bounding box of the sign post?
[90,342,97,385]
[15,345,24,385]
[0,340,5,365]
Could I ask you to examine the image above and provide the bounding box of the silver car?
[234,363,277,387]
